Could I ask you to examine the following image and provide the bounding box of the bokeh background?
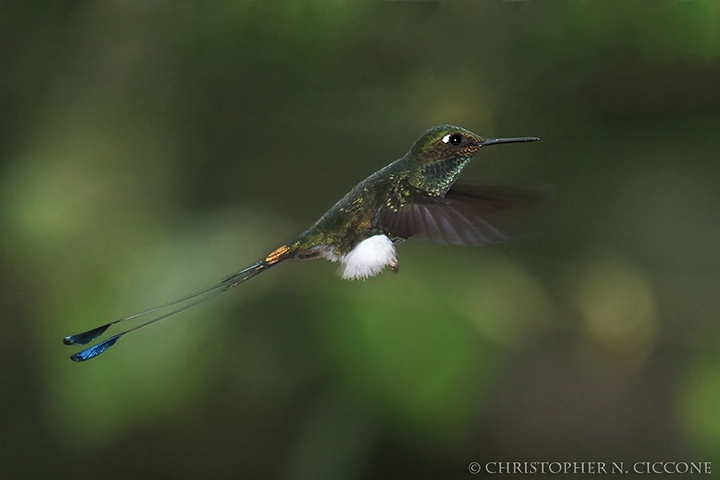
[2,1,720,478]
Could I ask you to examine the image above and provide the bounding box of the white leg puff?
[341,234,398,280]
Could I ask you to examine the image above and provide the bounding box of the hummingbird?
[64,125,540,362]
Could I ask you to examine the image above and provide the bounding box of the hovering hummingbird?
[64,125,540,362]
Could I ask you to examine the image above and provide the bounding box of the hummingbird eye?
[442,133,465,146]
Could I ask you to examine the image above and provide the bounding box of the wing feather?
[375,182,547,246]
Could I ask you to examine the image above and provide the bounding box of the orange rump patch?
[265,245,290,264]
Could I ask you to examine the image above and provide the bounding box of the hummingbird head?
[407,125,539,195]
[410,125,484,163]
[410,125,540,164]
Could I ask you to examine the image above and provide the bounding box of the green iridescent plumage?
[287,124,536,257]
[63,125,540,362]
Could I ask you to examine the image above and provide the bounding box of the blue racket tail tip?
[69,334,122,362]
[63,324,111,346]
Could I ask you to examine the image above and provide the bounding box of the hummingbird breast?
[413,157,472,196]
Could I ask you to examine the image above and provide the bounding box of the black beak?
[479,136,540,147]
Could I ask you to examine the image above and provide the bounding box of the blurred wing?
[375,182,547,246]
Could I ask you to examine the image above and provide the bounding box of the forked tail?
[64,244,295,362]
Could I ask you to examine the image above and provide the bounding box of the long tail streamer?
[64,261,270,362]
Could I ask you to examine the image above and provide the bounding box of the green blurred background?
[2,1,720,478]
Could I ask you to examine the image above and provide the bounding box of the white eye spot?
[442,133,464,146]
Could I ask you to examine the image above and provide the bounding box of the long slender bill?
[480,137,539,147]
